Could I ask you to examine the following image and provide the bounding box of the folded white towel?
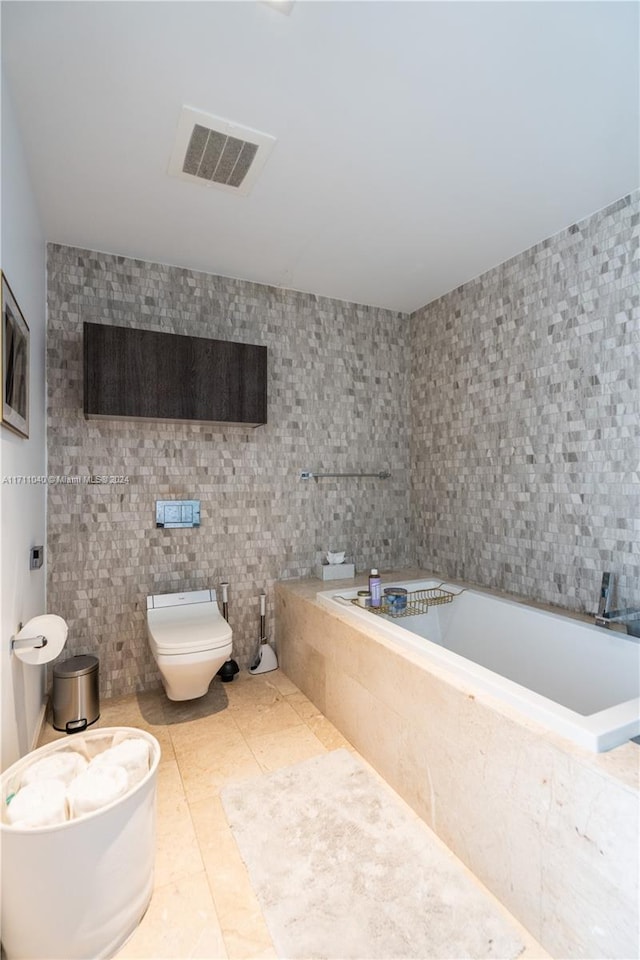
[90,738,150,789]
[21,751,88,789]
[67,765,129,818]
[6,779,68,828]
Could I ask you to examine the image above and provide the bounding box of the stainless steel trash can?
[52,655,99,733]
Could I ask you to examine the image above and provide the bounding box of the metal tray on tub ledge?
[350,585,459,619]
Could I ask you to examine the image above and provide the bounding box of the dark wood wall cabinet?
[84,323,267,426]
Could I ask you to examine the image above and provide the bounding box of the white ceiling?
[2,1,638,314]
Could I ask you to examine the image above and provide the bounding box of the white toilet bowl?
[146,589,233,701]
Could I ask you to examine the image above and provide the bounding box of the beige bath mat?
[221,749,525,959]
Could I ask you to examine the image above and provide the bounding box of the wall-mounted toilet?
[146,589,233,701]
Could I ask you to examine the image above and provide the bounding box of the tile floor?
[38,669,548,960]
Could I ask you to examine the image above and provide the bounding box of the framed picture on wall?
[1,272,30,438]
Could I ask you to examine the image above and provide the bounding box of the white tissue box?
[315,562,355,581]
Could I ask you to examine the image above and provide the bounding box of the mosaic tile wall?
[411,193,640,615]
[47,246,411,697]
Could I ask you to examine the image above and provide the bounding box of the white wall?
[0,71,48,770]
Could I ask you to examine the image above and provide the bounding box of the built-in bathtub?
[277,572,639,959]
[317,579,640,752]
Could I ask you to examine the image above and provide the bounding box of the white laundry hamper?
[1,727,160,960]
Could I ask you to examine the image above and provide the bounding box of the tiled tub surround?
[46,245,411,697]
[411,193,640,615]
[276,573,640,960]
[317,579,640,752]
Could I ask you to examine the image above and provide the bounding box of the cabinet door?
[84,323,267,426]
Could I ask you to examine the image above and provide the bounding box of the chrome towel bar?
[300,470,390,482]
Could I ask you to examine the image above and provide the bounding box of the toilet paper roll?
[12,615,68,665]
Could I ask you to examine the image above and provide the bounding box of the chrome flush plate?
[156,500,201,528]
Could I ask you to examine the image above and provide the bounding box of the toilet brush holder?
[250,592,278,675]
[249,639,278,675]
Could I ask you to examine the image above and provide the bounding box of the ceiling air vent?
[169,107,276,196]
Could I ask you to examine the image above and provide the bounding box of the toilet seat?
[147,592,232,656]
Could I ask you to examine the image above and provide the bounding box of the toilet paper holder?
[11,634,48,652]
[10,614,68,665]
